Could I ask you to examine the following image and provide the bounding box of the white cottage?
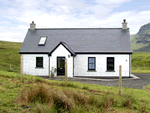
[19,19,133,78]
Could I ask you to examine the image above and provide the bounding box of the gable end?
[48,41,76,56]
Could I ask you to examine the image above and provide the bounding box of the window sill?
[35,67,44,69]
[87,70,97,72]
[106,70,115,72]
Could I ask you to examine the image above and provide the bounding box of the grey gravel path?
[45,73,150,89]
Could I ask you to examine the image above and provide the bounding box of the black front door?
[57,57,65,76]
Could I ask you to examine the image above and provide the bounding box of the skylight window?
[39,37,47,46]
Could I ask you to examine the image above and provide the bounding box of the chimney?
[30,21,36,30]
[122,19,127,29]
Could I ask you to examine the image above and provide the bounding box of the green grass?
[1,40,150,112]
[131,69,150,73]
[131,52,150,73]
[0,70,150,113]
[0,40,22,73]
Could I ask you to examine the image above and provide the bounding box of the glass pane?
[107,67,114,70]
[36,57,43,67]
[39,37,46,44]
[37,62,43,67]
[89,58,95,63]
[38,57,43,61]
[91,64,95,69]
[89,64,95,69]
[107,63,114,70]
[58,58,65,68]
[89,58,92,63]
[89,64,92,69]
[107,58,114,63]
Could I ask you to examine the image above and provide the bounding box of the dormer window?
[38,37,47,46]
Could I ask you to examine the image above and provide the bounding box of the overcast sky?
[0,0,150,42]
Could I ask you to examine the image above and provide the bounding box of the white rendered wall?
[50,44,73,77]
[22,54,49,76]
[74,54,130,77]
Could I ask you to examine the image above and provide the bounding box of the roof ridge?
[28,28,129,30]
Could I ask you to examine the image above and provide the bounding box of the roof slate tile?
[19,28,132,53]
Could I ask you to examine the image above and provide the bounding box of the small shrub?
[17,83,75,111]
[52,90,74,111]
[95,95,116,109]
[67,82,78,88]
[121,94,138,109]
[139,104,148,113]
[102,96,115,108]
[18,83,50,104]
[35,103,54,113]
[73,91,89,106]
[82,85,89,90]
[88,95,98,105]
[122,98,132,109]
[35,77,44,82]
[132,103,139,110]
[29,85,49,103]
[60,82,65,87]
[16,82,21,87]
[36,105,45,113]
[0,87,5,93]
[8,69,14,72]
[27,80,32,84]
[63,89,73,98]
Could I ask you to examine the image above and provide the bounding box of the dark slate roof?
[19,28,133,54]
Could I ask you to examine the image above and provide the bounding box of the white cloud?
[0,21,9,25]
[95,0,131,9]
[0,0,11,5]
[0,26,27,42]
[139,10,150,14]
[96,0,131,4]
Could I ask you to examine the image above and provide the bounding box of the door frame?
[57,56,65,76]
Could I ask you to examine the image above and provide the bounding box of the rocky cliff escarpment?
[131,23,150,52]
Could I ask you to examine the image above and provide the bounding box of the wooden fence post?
[20,55,23,78]
[65,59,68,86]
[119,65,122,95]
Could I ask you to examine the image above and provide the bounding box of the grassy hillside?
[130,34,135,39]
[0,40,22,73]
[131,35,149,51]
[131,52,150,73]
[0,70,150,112]
[1,41,150,112]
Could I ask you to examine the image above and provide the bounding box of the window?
[88,57,96,70]
[38,37,47,45]
[36,57,43,67]
[107,57,114,71]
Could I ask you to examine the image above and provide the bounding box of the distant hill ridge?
[131,22,150,52]
[137,23,150,35]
